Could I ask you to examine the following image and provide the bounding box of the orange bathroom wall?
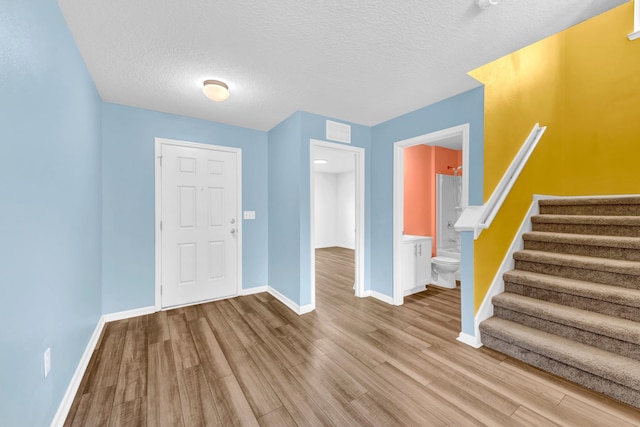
[404,145,432,237]
[405,145,462,256]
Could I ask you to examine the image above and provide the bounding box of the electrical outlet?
[44,348,51,378]
[243,211,256,220]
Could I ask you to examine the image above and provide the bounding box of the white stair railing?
[455,123,546,239]
[630,0,640,41]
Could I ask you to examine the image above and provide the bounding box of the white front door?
[159,142,239,308]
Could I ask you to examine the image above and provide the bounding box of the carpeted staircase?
[479,196,640,409]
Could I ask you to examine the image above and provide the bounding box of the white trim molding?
[457,332,482,348]
[51,306,156,427]
[369,290,395,305]
[50,317,105,427]
[103,305,155,323]
[629,0,640,40]
[471,195,544,346]
[393,123,471,307]
[268,286,315,315]
[241,286,268,296]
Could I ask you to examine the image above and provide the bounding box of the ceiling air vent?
[326,120,351,144]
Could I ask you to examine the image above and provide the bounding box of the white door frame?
[154,137,242,311]
[310,139,365,308]
[392,124,469,305]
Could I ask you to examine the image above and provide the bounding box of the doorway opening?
[310,139,365,309]
[392,124,470,306]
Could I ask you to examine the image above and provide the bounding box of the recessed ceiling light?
[314,159,328,164]
[203,80,230,102]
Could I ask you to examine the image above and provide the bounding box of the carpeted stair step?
[513,250,640,290]
[531,214,640,237]
[492,293,640,361]
[539,196,640,216]
[523,231,640,262]
[503,270,640,322]
[479,317,640,408]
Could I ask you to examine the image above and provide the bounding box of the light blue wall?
[101,103,269,313]
[267,113,302,303]
[0,1,103,426]
[370,87,485,324]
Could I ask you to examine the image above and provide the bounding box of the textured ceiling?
[58,0,628,131]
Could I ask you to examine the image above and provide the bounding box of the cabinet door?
[415,240,432,286]
[402,242,417,291]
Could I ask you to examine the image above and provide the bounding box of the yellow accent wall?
[469,2,640,311]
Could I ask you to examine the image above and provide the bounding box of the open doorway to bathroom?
[392,124,469,307]
[310,140,365,308]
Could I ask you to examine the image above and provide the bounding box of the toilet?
[431,256,460,289]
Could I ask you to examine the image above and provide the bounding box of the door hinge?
[160,285,162,295]
[160,220,163,231]
[158,155,163,166]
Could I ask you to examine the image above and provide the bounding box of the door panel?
[161,143,238,308]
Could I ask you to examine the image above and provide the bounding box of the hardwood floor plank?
[147,340,183,427]
[85,321,128,392]
[257,406,297,427]
[558,395,640,427]
[188,317,233,382]
[113,317,147,405]
[148,311,171,344]
[200,299,283,416]
[168,313,200,371]
[70,386,115,427]
[176,365,221,427]
[510,405,562,427]
[372,361,484,427]
[209,375,259,427]
[288,362,374,427]
[278,324,368,401]
[426,377,525,426]
[350,393,407,427]
[217,298,263,348]
[247,343,335,427]
[109,397,146,427]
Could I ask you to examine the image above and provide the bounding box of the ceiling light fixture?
[314,159,328,165]
[203,80,230,102]
[476,0,500,9]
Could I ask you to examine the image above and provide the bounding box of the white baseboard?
[51,305,157,426]
[457,332,483,348]
[370,290,395,305]
[241,285,268,296]
[102,305,155,323]
[50,316,105,427]
[267,286,315,315]
[403,285,427,296]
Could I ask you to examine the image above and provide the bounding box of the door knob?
[230,228,236,234]
[230,218,236,224]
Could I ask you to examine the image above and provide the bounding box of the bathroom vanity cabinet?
[402,235,432,296]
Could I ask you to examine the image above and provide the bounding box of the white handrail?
[630,0,640,41]
[455,123,546,239]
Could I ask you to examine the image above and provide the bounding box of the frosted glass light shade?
[203,80,230,102]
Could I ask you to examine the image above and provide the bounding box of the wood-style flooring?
[64,247,640,426]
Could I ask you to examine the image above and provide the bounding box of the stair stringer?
[472,195,547,346]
